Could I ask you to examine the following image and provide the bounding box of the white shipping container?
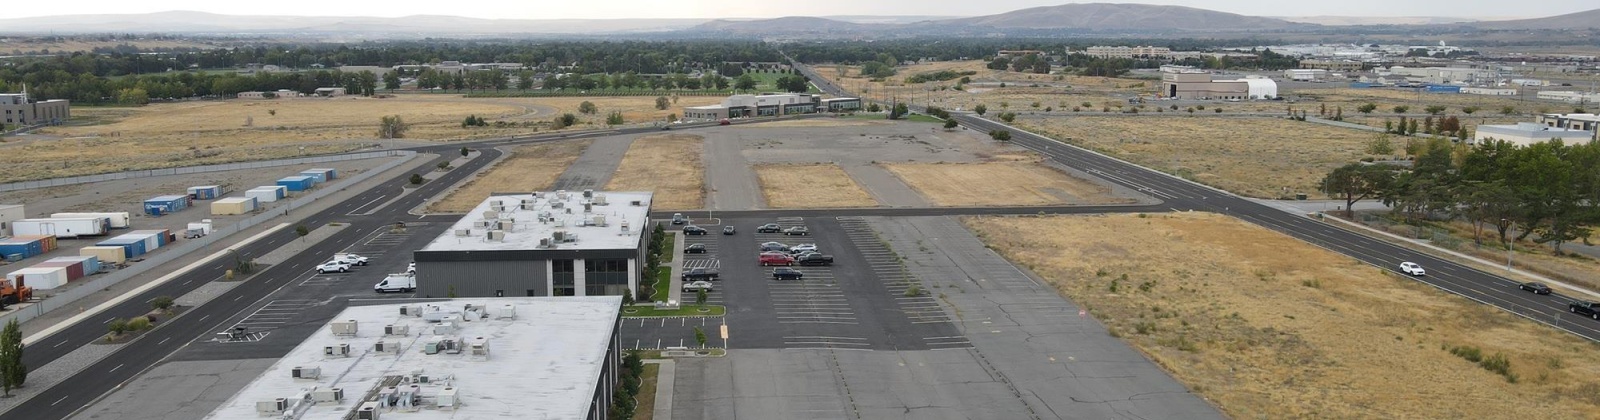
[50,212,131,229]
[12,218,108,238]
[186,221,214,235]
[246,188,281,203]
[137,233,161,251]
[8,266,69,289]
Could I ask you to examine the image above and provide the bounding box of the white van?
[375,273,416,293]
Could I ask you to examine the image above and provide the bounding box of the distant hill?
[938,3,1303,31]
[1278,16,1488,26]
[1458,8,1600,30]
[0,11,711,35]
[690,17,868,34]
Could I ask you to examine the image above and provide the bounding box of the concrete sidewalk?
[665,232,685,305]
[645,359,675,420]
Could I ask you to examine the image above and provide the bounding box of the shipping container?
[1424,85,1461,93]
[1348,82,1375,88]
[80,246,128,265]
[0,234,56,260]
[299,170,328,183]
[7,267,68,290]
[187,185,223,200]
[50,212,131,229]
[144,195,192,216]
[130,229,172,248]
[246,187,283,203]
[47,255,101,275]
[31,261,84,282]
[277,176,314,192]
[211,197,258,215]
[12,217,109,238]
[309,168,337,180]
[95,235,149,259]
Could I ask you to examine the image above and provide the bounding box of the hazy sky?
[10,0,1596,20]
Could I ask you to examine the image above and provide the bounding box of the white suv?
[1399,262,1426,276]
[334,253,369,266]
[317,261,352,274]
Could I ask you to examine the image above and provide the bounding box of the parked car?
[797,253,834,266]
[723,226,736,235]
[757,223,782,233]
[790,243,818,254]
[783,226,810,236]
[772,267,804,280]
[316,261,352,274]
[682,281,715,292]
[1570,301,1600,319]
[682,268,721,282]
[671,213,687,225]
[1399,262,1426,276]
[685,243,708,254]
[1519,282,1552,295]
[407,262,416,274]
[760,242,790,253]
[719,118,731,125]
[334,253,369,266]
[683,225,708,235]
[760,253,796,266]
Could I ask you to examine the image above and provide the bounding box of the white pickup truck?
[375,273,416,293]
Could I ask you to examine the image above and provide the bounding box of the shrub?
[989,130,1012,141]
[108,318,128,336]
[151,296,175,312]
[127,317,152,331]
[409,174,424,185]
[904,284,922,297]
[1134,321,1156,335]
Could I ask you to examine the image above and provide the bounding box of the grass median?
[623,305,725,317]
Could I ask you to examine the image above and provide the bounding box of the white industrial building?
[1536,91,1600,103]
[682,93,825,121]
[1160,66,1277,100]
[1537,113,1600,141]
[204,297,624,420]
[1473,122,1595,147]
[1283,69,1329,81]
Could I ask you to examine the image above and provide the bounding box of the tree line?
[1321,138,1600,253]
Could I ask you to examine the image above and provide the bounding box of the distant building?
[313,87,347,97]
[1537,113,1600,141]
[0,89,69,126]
[1085,46,1171,59]
[1283,69,1329,81]
[1299,59,1366,72]
[1159,67,1277,100]
[996,50,1046,59]
[683,93,823,121]
[1461,87,1517,96]
[1537,91,1600,103]
[820,97,862,112]
[1474,122,1594,146]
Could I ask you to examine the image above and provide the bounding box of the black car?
[723,226,736,235]
[1519,282,1552,295]
[757,223,782,233]
[682,225,708,235]
[682,267,721,282]
[772,267,804,280]
[782,226,809,236]
[796,253,834,266]
[684,243,707,254]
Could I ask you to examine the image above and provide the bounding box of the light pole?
[1502,218,1513,270]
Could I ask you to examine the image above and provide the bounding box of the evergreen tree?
[1,319,24,396]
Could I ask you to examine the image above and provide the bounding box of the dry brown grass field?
[754,164,878,208]
[427,140,591,213]
[815,60,1149,113]
[532,96,720,124]
[1016,116,1374,198]
[604,134,704,210]
[0,38,217,54]
[882,156,1127,206]
[965,212,1600,419]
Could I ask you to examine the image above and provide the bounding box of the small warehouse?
[211,197,258,215]
[277,176,314,192]
[246,186,286,203]
[0,235,56,261]
[299,168,336,183]
[144,195,192,216]
[80,245,128,265]
[51,212,131,229]
[188,185,223,200]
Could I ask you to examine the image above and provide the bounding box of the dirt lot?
[428,140,592,213]
[1016,116,1375,198]
[753,164,878,208]
[965,212,1600,419]
[604,134,704,210]
[882,157,1128,206]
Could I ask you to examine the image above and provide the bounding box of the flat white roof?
[206,297,621,420]
[421,191,651,252]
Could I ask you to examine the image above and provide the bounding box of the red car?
[719,119,731,125]
[759,253,795,266]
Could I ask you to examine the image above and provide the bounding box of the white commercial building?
[1537,91,1600,103]
[204,297,624,420]
[1085,46,1172,59]
[1284,69,1329,81]
[683,93,821,121]
[1474,122,1595,147]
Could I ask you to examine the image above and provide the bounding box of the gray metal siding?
[416,260,549,298]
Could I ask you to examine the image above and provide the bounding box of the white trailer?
[12,217,109,239]
[51,212,132,229]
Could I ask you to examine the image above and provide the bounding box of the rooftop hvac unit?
[583,189,593,198]
[591,215,607,227]
[331,320,358,337]
[630,200,643,206]
[474,220,492,228]
[520,200,535,210]
[409,370,430,384]
[311,388,344,403]
[467,336,491,359]
[356,402,380,420]
[256,398,288,415]
[323,344,350,357]
[487,230,505,241]
[538,238,552,248]
[437,387,459,408]
[555,190,568,199]
[496,220,514,231]
[375,340,401,354]
[593,194,608,205]
[482,210,499,220]
[620,221,630,233]
[454,228,471,237]
[495,304,516,320]
[433,322,457,335]
[399,305,424,317]
[551,201,564,209]
[385,325,409,336]
[291,366,321,380]
[583,203,592,213]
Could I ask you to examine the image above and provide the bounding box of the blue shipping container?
[144,195,190,216]
[299,170,328,183]
[95,236,149,259]
[277,176,314,192]
[131,229,170,247]
[1348,82,1375,88]
[0,240,44,259]
[1424,85,1461,93]
[187,185,222,200]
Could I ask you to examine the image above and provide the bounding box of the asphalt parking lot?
[623,215,965,351]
